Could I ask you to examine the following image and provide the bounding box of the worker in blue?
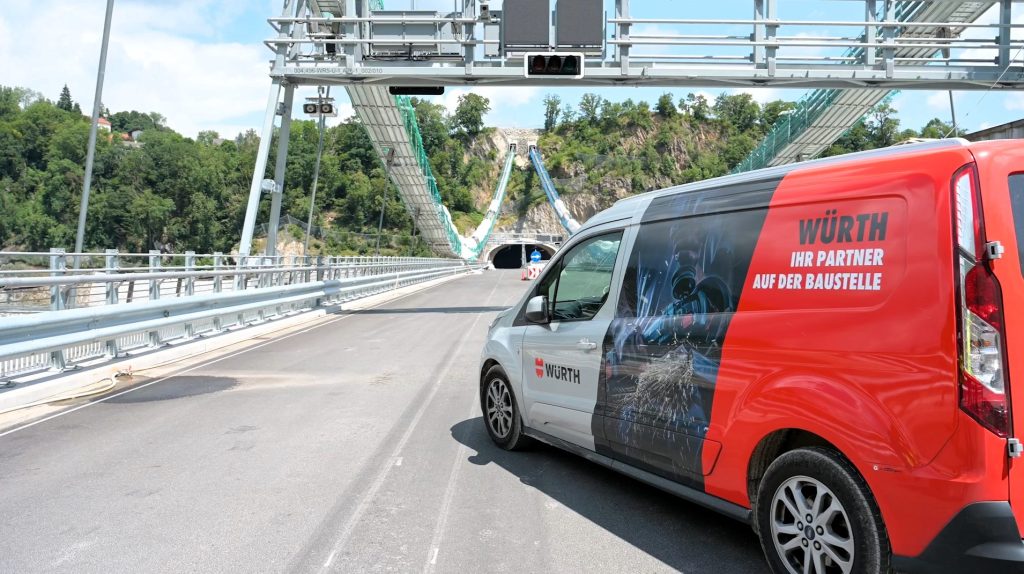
[530,248,542,263]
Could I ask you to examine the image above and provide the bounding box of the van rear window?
[1009,174,1024,276]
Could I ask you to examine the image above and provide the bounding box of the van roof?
[591,138,973,225]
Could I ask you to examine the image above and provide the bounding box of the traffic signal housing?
[524,53,584,79]
[389,86,445,96]
[302,100,337,117]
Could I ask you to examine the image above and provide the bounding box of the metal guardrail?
[0,251,479,380]
[0,249,454,312]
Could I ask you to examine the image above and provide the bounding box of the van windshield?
[1009,174,1024,276]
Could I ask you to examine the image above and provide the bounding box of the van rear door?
[974,146,1024,534]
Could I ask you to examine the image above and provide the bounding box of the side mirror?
[524,295,549,324]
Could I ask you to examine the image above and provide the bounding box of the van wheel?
[755,447,891,574]
[480,366,532,451]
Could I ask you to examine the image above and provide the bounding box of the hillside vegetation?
[0,85,958,255]
[525,93,959,208]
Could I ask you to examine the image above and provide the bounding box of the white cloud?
[0,1,271,138]
[431,86,541,126]
[693,90,717,103]
[629,24,683,57]
[925,92,948,111]
[1003,94,1024,111]
[731,88,784,105]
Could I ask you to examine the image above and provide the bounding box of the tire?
[480,365,532,451]
[755,447,891,574]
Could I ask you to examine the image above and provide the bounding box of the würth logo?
[535,357,581,384]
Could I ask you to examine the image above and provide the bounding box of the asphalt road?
[0,269,767,574]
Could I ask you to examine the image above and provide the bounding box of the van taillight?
[954,165,1011,437]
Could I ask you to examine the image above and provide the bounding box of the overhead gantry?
[239,1,1024,259]
[736,1,1004,172]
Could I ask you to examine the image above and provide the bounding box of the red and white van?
[479,139,1024,573]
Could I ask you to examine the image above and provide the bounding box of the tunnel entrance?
[490,244,555,269]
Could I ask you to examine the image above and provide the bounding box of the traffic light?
[303,99,337,117]
[524,53,584,78]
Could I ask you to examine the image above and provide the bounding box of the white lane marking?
[422,274,506,574]
[51,538,97,568]
[319,272,504,573]
[0,283,447,440]
[422,389,478,574]
[324,550,338,569]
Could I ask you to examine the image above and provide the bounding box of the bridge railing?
[0,251,479,381]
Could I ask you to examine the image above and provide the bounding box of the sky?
[2,0,1024,140]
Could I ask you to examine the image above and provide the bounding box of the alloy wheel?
[770,475,855,574]
[485,377,514,438]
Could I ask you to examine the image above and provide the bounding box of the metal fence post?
[184,251,196,340]
[260,255,272,289]
[235,256,246,292]
[236,255,247,326]
[104,249,120,357]
[148,250,162,347]
[49,248,67,370]
[184,251,196,297]
[104,249,120,305]
[49,248,68,311]
[213,252,223,294]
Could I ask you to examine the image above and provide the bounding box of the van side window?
[546,232,623,321]
[1008,174,1024,277]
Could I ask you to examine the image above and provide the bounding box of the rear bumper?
[892,502,1024,574]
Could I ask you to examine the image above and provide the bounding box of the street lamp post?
[409,207,421,256]
[374,192,388,256]
[304,86,331,256]
[74,0,116,266]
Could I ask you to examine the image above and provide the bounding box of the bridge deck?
[0,271,764,573]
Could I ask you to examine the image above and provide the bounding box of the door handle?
[577,338,598,351]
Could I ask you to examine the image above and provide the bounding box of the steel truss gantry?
[240,1,1024,258]
[264,0,1024,90]
[736,1,1003,172]
[242,0,518,259]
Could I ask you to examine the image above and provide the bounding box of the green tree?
[919,117,962,139]
[714,93,760,133]
[867,103,900,148]
[0,87,21,119]
[559,103,576,125]
[579,93,603,124]
[682,93,710,122]
[543,94,561,131]
[656,93,677,119]
[110,110,165,133]
[451,93,490,138]
[760,100,797,131]
[411,98,448,155]
[57,85,74,112]
[196,130,220,146]
[825,121,874,156]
